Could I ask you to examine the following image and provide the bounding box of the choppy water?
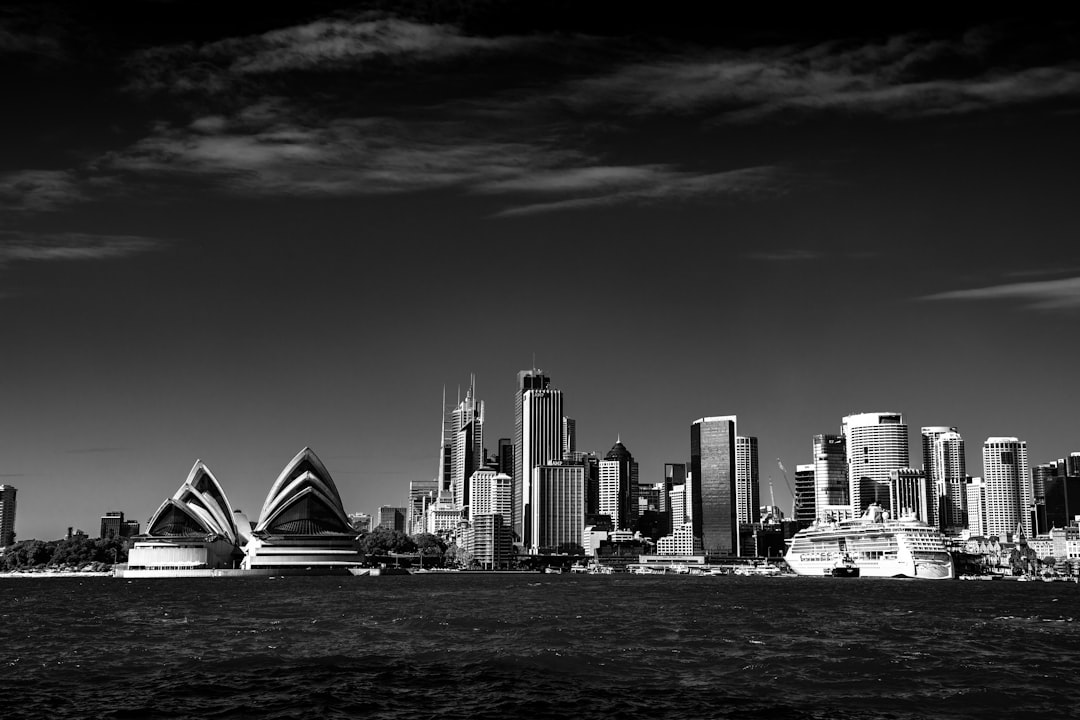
[1,574,1077,719]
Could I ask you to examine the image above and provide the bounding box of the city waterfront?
[1,573,1076,719]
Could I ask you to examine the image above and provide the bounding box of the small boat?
[828,555,860,578]
[544,566,565,574]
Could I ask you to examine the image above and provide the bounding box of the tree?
[358,527,415,557]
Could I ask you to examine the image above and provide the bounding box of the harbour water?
[1,574,1076,719]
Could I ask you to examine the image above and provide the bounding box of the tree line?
[1,536,129,572]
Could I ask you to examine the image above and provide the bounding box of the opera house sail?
[242,448,363,572]
[118,448,362,578]
[125,461,244,575]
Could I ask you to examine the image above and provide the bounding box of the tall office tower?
[100,511,124,539]
[1068,452,1080,477]
[497,438,514,477]
[1030,460,1059,534]
[690,416,738,556]
[982,437,1031,539]
[813,434,849,521]
[564,450,601,515]
[889,468,932,523]
[513,369,564,549]
[1040,460,1080,531]
[734,436,760,525]
[468,466,513,522]
[599,439,638,531]
[794,463,816,526]
[669,482,687,526]
[407,478,439,535]
[922,427,966,533]
[562,417,576,456]
[842,412,909,516]
[531,463,585,552]
[0,485,17,546]
[966,477,989,537]
[448,378,484,511]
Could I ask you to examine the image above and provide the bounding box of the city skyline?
[2,5,1079,541]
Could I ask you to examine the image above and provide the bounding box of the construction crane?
[776,458,796,519]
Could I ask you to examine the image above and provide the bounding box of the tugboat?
[829,554,860,578]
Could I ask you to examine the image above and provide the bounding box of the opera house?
[119,448,363,578]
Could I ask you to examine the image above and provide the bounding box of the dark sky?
[3,2,1079,540]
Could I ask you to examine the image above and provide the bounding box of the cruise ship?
[785,503,954,579]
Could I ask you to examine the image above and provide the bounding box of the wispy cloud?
[920,276,1080,310]
[489,165,783,217]
[127,16,538,95]
[0,232,169,266]
[0,169,88,212]
[543,31,1080,122]
[65,447,127,454]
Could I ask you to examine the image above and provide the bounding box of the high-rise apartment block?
[599,439,638,531]
[735,436,760,526]
[922,426,967,533]
[842,412,909,516]
[100,511,125,539]
[690,416,738,556]
[889,468,932,523]
[966,476,989,537]
[513,369,564,550]
[468,466,513,521]
[0,485,17,546]
[982,437,1031,539]
[813,434,849,521]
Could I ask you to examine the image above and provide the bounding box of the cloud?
[488,165,783,217]
[65,447,127,454]
[920,276,1080,310]
[0,169,86,212]
[0,232,169,266]
[542,31,1080,122]
[127,16,537,95]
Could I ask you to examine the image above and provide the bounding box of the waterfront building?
[735,436,760,526]
[468,513,513,569]
[982,437,1032,540]
[889,468,932,524]
[513,369,564,549]
[657,522,699,556]
[690,415,738,556]
[599,439,638,531]
[423,493,460,539]
[243,448,363,571]
[531,463,585,553]
[0,484,17,546]
[813,434,850,521]
[922,427,966,533]
[564,451,601,515]
[966,477,989,537]
[794,463,816,527]
[842,412,909,516]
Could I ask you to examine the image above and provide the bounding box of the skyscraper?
[513,369,564,549]
[599,439,638,531]
[842,412,909,516]
[0,484,16,546]
[690,416,737,556]
[966,477,988,537]
[813,434,849,521]
[531,463,585,553]
[448,378,484,512]
[922,427,966,533]
[794,463,816,526]
[982,437,1031,539]
[734,436,760,526]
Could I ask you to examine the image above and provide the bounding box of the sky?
[2,3,1079,541]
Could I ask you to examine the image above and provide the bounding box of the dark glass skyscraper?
[690,416,737,556]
